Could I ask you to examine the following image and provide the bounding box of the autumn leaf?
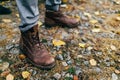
[92,28,101,32]
[94,11,100,16]
[79,43,86,48]
[116,17,120,21]
[2,19,12,23]
[16,14,19,17]
[110,45,117,51]
[38,21,43,26]
[52,39,66,46]
[90,19,98,24]
[73,75,79,80]
[22,71,30,79]
[6,74,14,80]
[90,59,97,66]
[19,54,26,60]
[84,12,92,18]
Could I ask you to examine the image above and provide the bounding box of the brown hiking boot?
[19,24,55,70]
[45,11,79,28]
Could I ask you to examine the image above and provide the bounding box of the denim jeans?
[16,0,61,32]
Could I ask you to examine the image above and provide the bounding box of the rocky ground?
[0,0,120,80]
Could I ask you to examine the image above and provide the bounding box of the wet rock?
[75,67,82,75]
[93,67,101,73]
[81,15,89,21]
[56,54,64,61]
[96,52,103,56]
[9,47,19,54]
[61,71,66,77]
[83,61,89,66]
[6,44,14,50]
[0,35,6,41]
[62,62,68,67]
[66,60,73,65]
[0,62,9,71]
[112,73,118,80]
[105,62,111,67]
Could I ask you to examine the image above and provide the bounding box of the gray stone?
[93,67,101,73]
[112,73,118,80]
[56,54,64,61]
[62,62,68,67]
[66,60,73,65]
[53,73,61,80]
[83,61,89,66]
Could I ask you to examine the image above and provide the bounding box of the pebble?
[56,54,64,60]
[66,60,73,65]
[75,67,82,75]
[0,35,6,41]
[62,62,68,67]
[6,44,14,50]
[0,62,9,71]
[112,73,118,80]
[53,73,61,80]
[9,47,19,54]
[93,67,101,73]
[83,61,89,66]
[61,71,66,77]
[81,15,89,21]
[65,73,70,77]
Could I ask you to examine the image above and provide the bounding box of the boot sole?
[19,48,55,70]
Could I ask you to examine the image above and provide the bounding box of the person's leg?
[45,0,79,28]
[45,0,61,11]
[16,0,39,32]
[16,0,55,69]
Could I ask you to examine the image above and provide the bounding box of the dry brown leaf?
[115,69,120,74]
[19,54,26,60]
[73,75,79,80]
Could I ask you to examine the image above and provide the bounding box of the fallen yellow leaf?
[22,71,30,79]
[52,39,66,46]
[110,45,117,51]
[90,59,97,66]
[16,14,19,17]
[90,19,98,24]
[6,74,14,80]
[79,43,86,48]
[115,69,120,74]
[19,54,26,60]
[92,28,101,32]
[94,11,100,16]
[116,17,120,21]
[2,19,12,23]
[84,12,92,18]
[38,21,43,26]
